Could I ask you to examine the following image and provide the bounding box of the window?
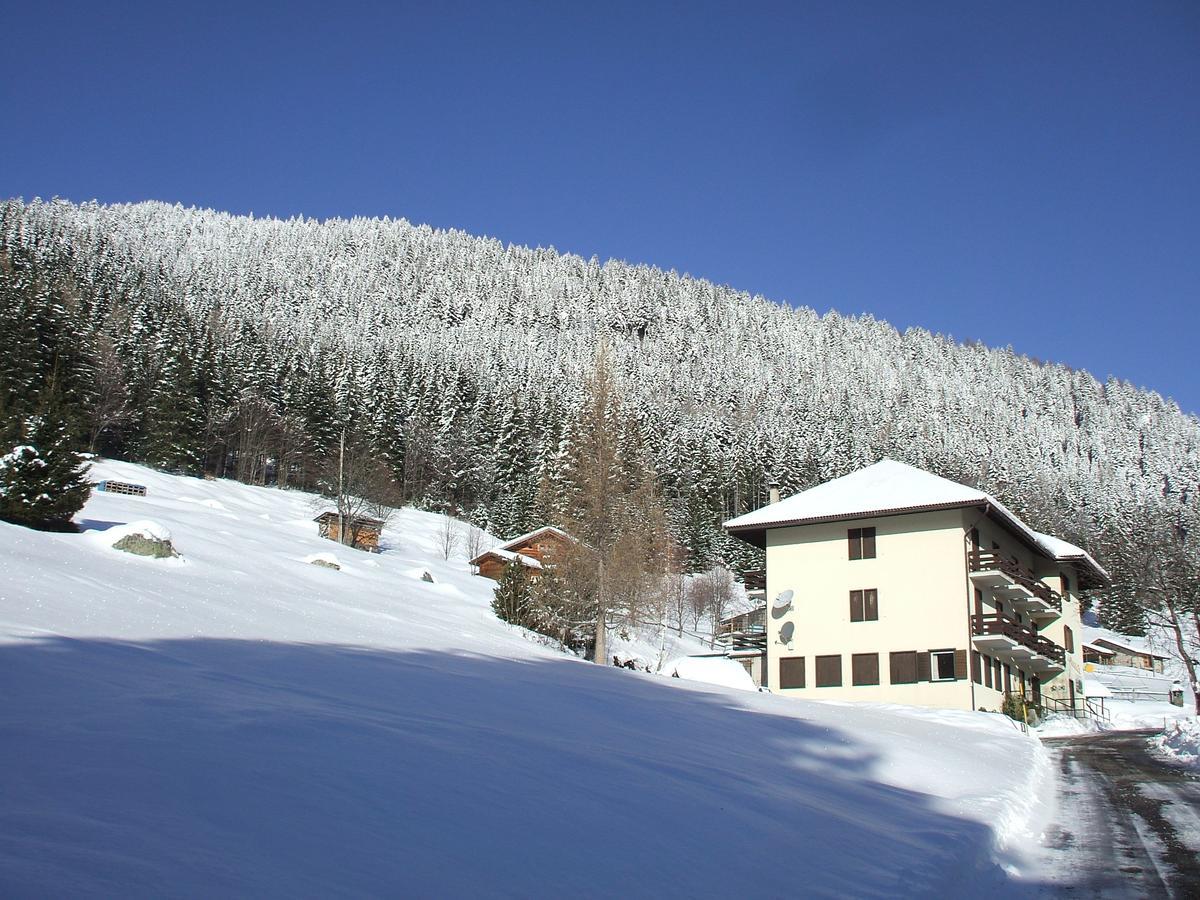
[848,527,876,560]
[1064,625,1075,654]
[815,655,842,687]
[993,658,1002,688]
[849,589,878,622]
[931,650,957,682]
[890,651,919,684]
[971,650,982,684]
[852,653,880,686]
[1062,573,1071,596]
[1004,663,1013,695]
[983,654,993,688]
[779,657,805,689]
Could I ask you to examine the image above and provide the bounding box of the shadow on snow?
[0,637,1060,897]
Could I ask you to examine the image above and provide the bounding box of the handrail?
[968,550,1062,611]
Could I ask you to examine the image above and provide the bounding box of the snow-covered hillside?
[1,462,1053,896]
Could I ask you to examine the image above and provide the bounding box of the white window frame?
[931,650,956,682]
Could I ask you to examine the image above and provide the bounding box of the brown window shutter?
[971,650,981,684]
[862,527,876,559]
[888,651,912,684]
[984,654,992,688]
[1064,626,1074,653]
[815,655,842,687]
[864,589,878,621]
[954,649,968,680]
[849,590,863,622]
[916,651,931,682]
[848,528,861,560]
[852,653,880,686]
[779,657,805,689]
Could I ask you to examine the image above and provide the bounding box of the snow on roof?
[1029,530,1109,584]
[496,525,573,552]
[724,459,1110,584]
[1081,641,1116,656]
[472,547,543,569]
[725,460,986,530]
[1083,626,1169,659]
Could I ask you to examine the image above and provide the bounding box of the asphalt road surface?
[1035,729,1200,898]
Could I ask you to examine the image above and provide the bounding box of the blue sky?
[3,2,1198,412]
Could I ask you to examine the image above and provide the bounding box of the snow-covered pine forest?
[2,198,1197,630]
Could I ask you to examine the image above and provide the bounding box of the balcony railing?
[714,628,767,651]
[971,613,1065,665]
[968,550,1062,613]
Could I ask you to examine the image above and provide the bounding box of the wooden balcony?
[971,614,1065,672]
[968,550,1062,617]
[714,628,767,652]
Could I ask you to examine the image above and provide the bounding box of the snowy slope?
[0,461,1053,897]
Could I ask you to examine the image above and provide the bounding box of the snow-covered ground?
[0,460,1055,896]
[1152,718,1200,770]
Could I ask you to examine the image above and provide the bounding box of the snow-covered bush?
[108,520,177,558]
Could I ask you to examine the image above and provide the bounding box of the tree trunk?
[593,605,607,666]
[592,561,604,667]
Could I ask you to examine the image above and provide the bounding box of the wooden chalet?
[313,511,385,552]
[470,525,574,580]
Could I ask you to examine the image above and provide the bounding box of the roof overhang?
[725,500,988,550]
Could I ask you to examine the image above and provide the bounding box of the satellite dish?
[779,621,795,644]
[773,589,794,610]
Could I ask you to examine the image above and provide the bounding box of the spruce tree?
[491,559,532,626]
[0,412,91,530]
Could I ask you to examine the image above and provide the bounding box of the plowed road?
[1034,729,1200,898]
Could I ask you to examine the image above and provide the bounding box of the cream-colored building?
[724,460,1110,715]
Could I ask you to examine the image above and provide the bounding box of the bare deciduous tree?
[1108,501,1200,715]
[438,514,460,560]
[687,566,736,646]
[545,344,671,664]
[465,526,487,567]
[313,429,400,548]
[87,334,133,453]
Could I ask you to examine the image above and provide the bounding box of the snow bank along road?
[1034,730,1200,898]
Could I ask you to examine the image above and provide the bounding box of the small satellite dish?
[772,589,794,610]
[779,621,795,643]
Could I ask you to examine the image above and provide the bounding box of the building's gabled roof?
[725,460,985,530]
[724,459,1110,585]
[1083,626,1170,660]
[495,525,573,552]
[468,525,574,569]
[313,511,385,529]
[471,547,543,570]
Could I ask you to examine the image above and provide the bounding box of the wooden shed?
[469,525,575,580]
[313,511,385,552]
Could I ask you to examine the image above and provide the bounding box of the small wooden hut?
[469,525,574,580]
[313,511,385,552]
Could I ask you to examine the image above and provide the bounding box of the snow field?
[0,460,1055,896]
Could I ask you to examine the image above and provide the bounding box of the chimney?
[768,478,781,505]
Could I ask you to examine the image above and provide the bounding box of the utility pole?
[338,427,347,546]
